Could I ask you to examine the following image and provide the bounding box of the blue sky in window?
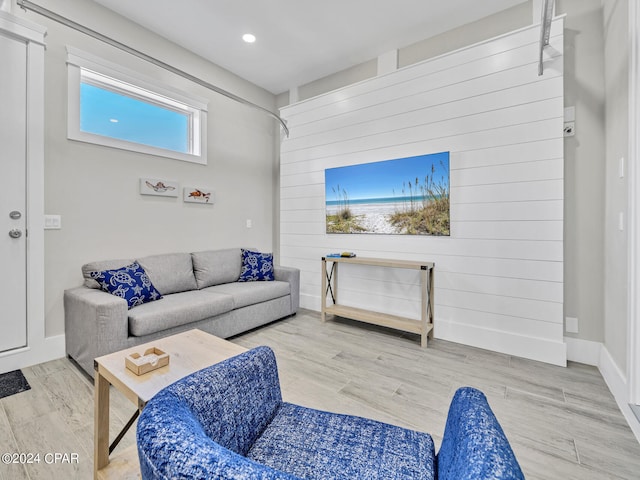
[325,152,450,202]
[80,83,189,153]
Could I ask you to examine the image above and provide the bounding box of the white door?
[0,29,28,352]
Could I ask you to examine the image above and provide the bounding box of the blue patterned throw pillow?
[238,249,274,282]
[90,262,163,309]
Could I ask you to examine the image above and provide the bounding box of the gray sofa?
[64,248,299,377]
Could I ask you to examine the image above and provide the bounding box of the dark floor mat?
[0,369,31,399]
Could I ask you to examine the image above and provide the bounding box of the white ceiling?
[93,0,529,95]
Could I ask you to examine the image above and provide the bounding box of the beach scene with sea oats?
[325,152,450,236]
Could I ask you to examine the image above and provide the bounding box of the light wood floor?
[1,309,639,479]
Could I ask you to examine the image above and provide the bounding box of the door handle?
[8,229,22,239]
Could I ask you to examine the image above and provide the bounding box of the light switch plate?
[44,214,62,230]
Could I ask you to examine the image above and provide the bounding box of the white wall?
[603,0,629,377]
[277,1,608,352]
[13,0,278,339]
[280,20,566,365]
[279,2,532,106]
[599,3,639,445]
[558,0,606,344]
[399,1,532,69]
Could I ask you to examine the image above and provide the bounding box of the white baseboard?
[437,319,567,366]
[0,334,65,374]
[304,297,568,366]
[598,344,640,443]
[564,336,601,366]
[300,293,321,311]
[566,338,640,443]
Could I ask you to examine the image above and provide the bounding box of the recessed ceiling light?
[242,33,256,44]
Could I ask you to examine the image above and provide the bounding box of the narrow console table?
[321,256,434,347]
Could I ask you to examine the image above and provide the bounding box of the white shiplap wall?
[279,19,566,365]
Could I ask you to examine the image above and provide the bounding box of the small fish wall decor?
[184,187,215,205]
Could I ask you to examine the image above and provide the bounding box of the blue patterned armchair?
[137,346,524,480]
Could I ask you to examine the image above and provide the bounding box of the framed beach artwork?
[139,178,179,197]
[325,152,450,235]
[183,186,214,204]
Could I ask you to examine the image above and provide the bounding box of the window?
[67,47,207,164]
[80,71,192,154]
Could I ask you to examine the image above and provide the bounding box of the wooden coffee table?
[93,329,247,479]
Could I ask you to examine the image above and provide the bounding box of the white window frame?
[66,46,208,165]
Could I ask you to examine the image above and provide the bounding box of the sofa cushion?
[90,262,163,310]
[203,281,290,310]
[137,253,197,295]
[128,290,234,337]
[82,258,133,289]
[191,248,242,289]
[238,249,275,282]
[247,402,435,480]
